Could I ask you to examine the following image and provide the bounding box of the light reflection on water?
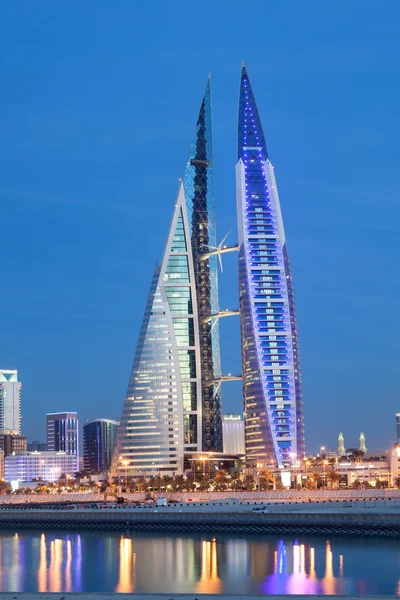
[0,530,398,594]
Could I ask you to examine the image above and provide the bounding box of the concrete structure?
[222,414,245,455]
[0,370,21,433]
[4,451,76,483]
[83,418,119,474]
[236,65,304,469]
[112,78,225,478]
[46,412,78,470]
[27,441,47,452]
[0,431,27,457]
[338,432,345,457]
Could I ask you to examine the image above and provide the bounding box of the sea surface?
[0,529,398,595]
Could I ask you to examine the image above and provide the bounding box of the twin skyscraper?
[111,65,305,478]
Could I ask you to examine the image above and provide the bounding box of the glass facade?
[46,412,79,472]
[111,79,223,477]
[183,78,223,452]
[236,65,304,468]
[82,419,119,474]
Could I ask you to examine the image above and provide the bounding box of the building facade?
[83,418,119,474]
[0,450,4,480]
[5,451,76,483]
[111,79,223,478]
[0,370,21,433]
[46,412,78,471]
[27,441,47,452]
[0,432,27,457]
[236,65,305,468]
[222,414,245,455]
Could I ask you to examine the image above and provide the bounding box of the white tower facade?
[0,370,21,433]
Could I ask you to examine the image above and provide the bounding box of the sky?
[0,1,399,453]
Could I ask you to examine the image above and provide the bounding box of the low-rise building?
[4,451,76,483]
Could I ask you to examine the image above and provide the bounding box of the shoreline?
[0,508,399,536]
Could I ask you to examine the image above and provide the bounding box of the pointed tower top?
[238,64,268,161]
[182,74,215,238]
[184,75,213,179]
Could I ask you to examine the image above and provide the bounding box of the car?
[252,506,269,513]
[64,505,76,510]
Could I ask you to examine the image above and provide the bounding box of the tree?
[394,476,400,489]
[259,470,275,491]
[375,478,388,489]
[213,469,229,490]
[327,470,340,489]
[244,473,255,491]
[311,472,321,489]
[174,475,186,490]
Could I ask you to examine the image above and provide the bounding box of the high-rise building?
[111,78,223,478]
[222,414,245,455]
[396,414,400,444]
[83,419,119,474]
[0,432,27,457]
[236,64,305,469]
[0,370,21,433]
[46,412,78,471]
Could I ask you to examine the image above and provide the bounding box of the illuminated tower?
[111,78,223,478]
[236,64,304,468]
[338,432,345,457]
[0,370,21,433]
[359,432,366,453]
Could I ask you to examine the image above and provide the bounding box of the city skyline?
[1,2,399,451]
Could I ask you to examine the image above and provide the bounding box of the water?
[0,530,399,595]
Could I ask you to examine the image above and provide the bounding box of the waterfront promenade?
[0,498,400,536]
[2,487,400,505]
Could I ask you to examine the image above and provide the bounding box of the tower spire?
[238,64,268,160]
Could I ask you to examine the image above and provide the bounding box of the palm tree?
[174,475,185,490]
[327,470,340,489]
[311,472,321,489]
[260,470,275,491]
[244,473,255,491]
[214,469,229,490]
[394,476,400,489]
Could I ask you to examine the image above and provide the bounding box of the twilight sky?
[1,1,399,453]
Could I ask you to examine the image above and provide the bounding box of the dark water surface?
[0,530,399,595]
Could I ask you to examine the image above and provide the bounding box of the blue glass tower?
[111,79,222,478]
[236,65,304,468]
